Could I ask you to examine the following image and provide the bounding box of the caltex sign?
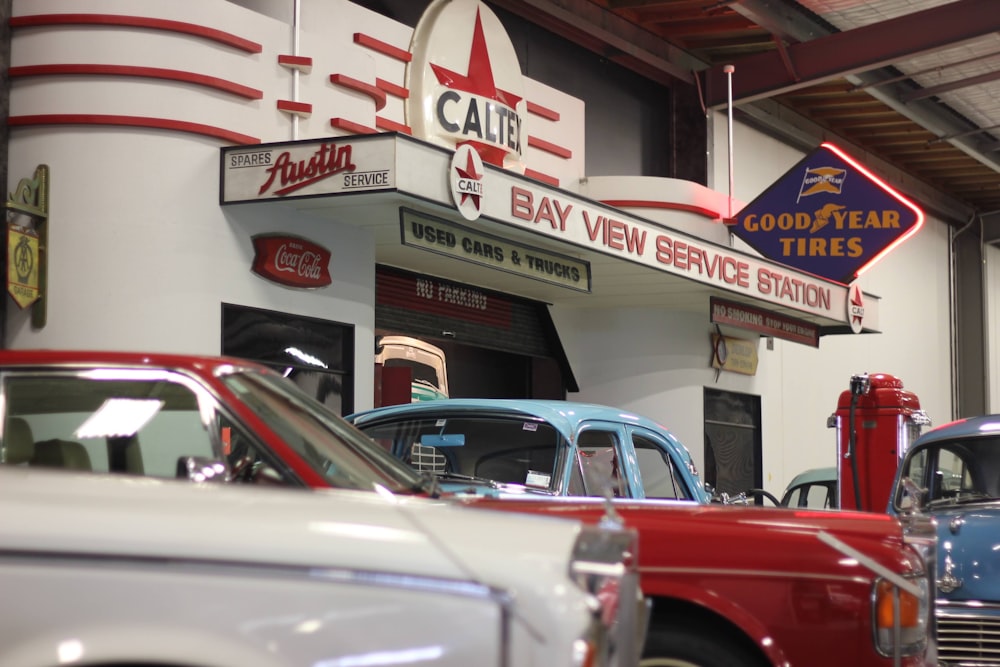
[732,143,924,284]
[407,0,526,174]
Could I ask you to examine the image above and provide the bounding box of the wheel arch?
[644,592,788,667]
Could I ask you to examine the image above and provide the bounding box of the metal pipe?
[292,0,301,140]
[724,64,735,230]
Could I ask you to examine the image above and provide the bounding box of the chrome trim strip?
[0,549,501,601]
[640,565,869,585]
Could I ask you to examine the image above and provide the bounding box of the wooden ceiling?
[495,0,1000,225]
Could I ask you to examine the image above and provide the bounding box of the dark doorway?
[222,304,355,415]
[704,388,762,500]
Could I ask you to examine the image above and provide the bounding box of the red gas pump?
[827,373,931,512]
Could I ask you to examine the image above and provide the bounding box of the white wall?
[989,242,1000,413]
[554,113,954,496]
[7,129,377,405]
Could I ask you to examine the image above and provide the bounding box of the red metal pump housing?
[828,373,931,512]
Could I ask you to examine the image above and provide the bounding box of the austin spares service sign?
[732,143,924,284]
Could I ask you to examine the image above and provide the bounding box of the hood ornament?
[937,541,963,593]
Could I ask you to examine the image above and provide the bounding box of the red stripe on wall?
[277,100,312,116]
[9,64,263,99]
[376,78,409,99]
[375,116,411,134]
[377,270,512,328]
[526,101,560,121]
[8,114,259,145]
[278,55,313,72]
[11,14,262,53]
[330,73,387,111]
[524,169,560,187]
[353,33,411,62]
[600,199,722,220]
[330,117,377,135]
[527,136,572,159]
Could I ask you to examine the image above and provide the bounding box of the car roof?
[348,398,680,440]
[785,466,837,489]
[0,349,269,374]
[913,414,1000,444]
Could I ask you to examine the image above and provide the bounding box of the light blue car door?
[570,421,632,497]
[624,425,699,501]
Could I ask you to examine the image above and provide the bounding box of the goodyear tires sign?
[732,143,923,284]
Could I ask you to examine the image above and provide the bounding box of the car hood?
[0,467,584,589]
[459,496,923,573]
[930,504,1000,601]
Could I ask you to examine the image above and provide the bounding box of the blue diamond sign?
[732,143,924,284]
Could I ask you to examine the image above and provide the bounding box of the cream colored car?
[0,466,641,667]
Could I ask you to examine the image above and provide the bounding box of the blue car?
[888,414,1000,666]
[347,399,712,503]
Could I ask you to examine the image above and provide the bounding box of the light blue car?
[888,414,1000,666]
[780,466,838,509]
[347,399,712,503]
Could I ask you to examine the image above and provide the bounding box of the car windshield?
[897,436,1000,509]
[221,371,427,493]
[356,415,562,489]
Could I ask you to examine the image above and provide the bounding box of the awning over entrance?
[221,133,878,337]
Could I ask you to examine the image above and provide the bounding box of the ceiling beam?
[703,0,1000,107]
[489,0,704,83]
[492,0,979,222]
[719,0,1000,209]
[901,70,1000,103]
[735,99,975,224]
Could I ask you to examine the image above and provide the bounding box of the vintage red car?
[0,349,937,667]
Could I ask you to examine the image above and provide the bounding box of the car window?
[1,373,215,478]
[575,429,626,497]
[221,373,425,492]
[354,414,561,489]
[784,482,835,509]
[631,433,690,499]
[0,371,302,487]
[897,437,1000,509]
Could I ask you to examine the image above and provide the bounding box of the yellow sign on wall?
[7,225,40,309]
[711,333,759,376]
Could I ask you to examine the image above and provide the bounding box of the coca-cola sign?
[251,234,332,289]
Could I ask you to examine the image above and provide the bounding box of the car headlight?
[873,574,930,657]
[569,524,646,667]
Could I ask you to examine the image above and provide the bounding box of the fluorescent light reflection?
[57,639,84,663]
[285,347,327,368]
[307,521,423,544]
[75,398,164,439]
[315,646,444,666]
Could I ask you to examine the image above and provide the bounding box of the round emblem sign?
[450,144,485,220]
[847,282,865,334]
[407,0,527,174]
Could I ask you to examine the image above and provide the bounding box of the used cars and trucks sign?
[732,143,923,284]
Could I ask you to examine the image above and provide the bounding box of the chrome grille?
[937,607,1000,666]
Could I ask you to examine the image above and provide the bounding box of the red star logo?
[455,145,483,210]
[430,8,522,167]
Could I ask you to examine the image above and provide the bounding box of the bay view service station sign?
[220,132,875,331]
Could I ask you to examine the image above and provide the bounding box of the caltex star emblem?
[450,143,485,221]
[406,1,527,173]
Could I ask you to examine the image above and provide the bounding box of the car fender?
[639,574,789,667]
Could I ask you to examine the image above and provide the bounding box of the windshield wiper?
[433,471,501,488]
[927,492,998,508]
